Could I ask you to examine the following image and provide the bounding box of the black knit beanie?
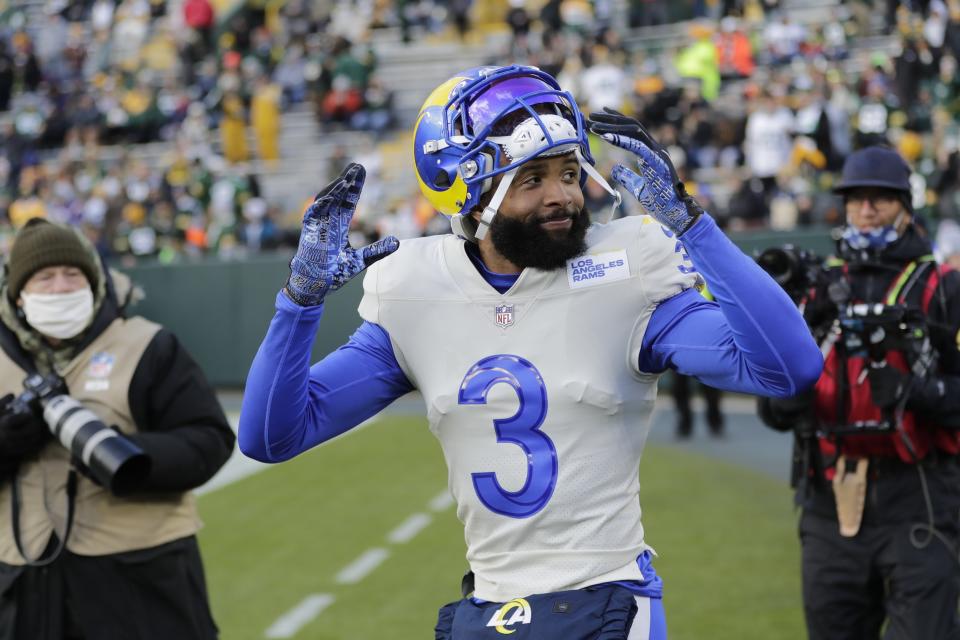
[6,218,100,302]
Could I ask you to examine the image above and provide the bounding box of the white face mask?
[19,288,94,340]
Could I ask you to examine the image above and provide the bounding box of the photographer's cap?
[6,218,100,302]
[833,146,911,195]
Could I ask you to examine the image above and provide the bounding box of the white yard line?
[196,452,270,496]
[202,399,456,637]
[387,513,432,544]
[428,490,456,512]
[262,495,447,637]
[264,594,336,639]
[335,548,390,585]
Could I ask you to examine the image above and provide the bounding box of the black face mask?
[488,205,590,271]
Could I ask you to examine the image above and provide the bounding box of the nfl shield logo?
[495,304,514,328]
[88,352,115,378]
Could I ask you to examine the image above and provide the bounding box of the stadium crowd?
[0,0,958,261]
[0,0,396,261]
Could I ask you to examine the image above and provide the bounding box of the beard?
[487,205,590,271]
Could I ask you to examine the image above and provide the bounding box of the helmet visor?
[466,76,566,135]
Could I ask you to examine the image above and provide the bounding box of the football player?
[238,65,823,639]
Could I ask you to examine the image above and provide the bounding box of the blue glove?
[588,108,703,235]
[285,163,399,306]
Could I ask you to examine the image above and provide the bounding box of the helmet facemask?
[417,66,621,242]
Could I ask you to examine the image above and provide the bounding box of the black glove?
[758,391,815,433]
[909,376,948,412]
[868,363,946,413]
[0,394,52,480]
[866,363,906,411]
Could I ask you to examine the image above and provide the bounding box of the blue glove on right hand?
[285,163,399,306]
[588,108,703,236]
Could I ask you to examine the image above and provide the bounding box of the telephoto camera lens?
[41,394,151,495]
[756,247,799,287]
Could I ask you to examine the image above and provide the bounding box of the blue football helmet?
[413,65,619,240]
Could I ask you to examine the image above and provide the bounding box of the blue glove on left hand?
[588,108,703,235]
[285,163,399,306]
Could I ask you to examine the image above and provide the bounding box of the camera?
[10,373,151,494]
[838,303,931,362]
[823,303,936,436]
[756,245,824,302]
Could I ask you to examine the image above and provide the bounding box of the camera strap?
[10,468,77,566]
[883,255,935,306]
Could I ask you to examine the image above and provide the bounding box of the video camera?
[9,373,151,494]
[838,303,931,363]
[823,303,936,436]
[756,245,825,302]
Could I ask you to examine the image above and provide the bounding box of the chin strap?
[449,215,476,241]
[575,148,622,224]
[474,168,518,241]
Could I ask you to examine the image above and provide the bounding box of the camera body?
[838,303,931,363]
[756,245,825,302]
[758,245,937,437]
[823,302,935,436]
[9,373,66,415]
[9,373,150,494]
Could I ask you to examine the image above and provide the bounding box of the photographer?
[759,146,960,640]
[0,219,234,639]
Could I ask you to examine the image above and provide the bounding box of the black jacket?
[828,226,960,424]
[763,224,960,430]
[760,225,960,522]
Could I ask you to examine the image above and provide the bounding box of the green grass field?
[197,415,806,639]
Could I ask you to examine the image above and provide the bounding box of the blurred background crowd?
[0,0,958,263]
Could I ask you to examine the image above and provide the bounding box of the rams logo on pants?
[486,598,532,634]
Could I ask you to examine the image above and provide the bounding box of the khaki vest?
[0,316,202,564]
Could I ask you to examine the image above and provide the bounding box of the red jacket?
[812,257,960,471]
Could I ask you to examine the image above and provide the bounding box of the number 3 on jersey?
[458,355,557,518]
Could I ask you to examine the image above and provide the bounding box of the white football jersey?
[358,215,698,602]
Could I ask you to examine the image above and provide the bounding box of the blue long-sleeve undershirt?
[239,296,414,461]
[638,215,823,395]
[239,214,822,462]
